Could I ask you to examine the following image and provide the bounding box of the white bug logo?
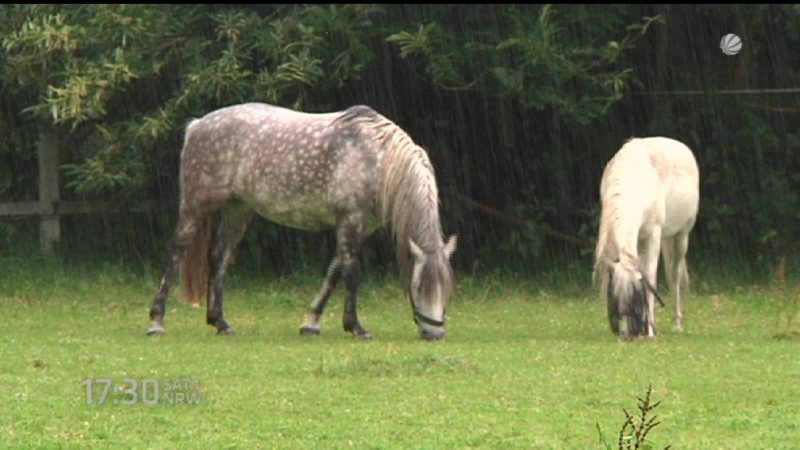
[720,33,742,56]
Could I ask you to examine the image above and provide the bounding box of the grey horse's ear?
[409,239,426,263]
[443,235,457,259]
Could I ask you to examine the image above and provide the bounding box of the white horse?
[593,137,699,338]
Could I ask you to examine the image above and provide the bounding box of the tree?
[385,4,662,124]
[1,4,379,197]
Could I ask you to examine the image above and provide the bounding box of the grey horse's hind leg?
[147,213,202,335]
[206,204,252,335]
[299,255,343,336]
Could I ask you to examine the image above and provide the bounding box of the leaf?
[386,22,436,59]
[490,66,523,92]
[496,37,523,51]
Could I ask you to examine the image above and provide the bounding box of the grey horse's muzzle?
[413,308,446,340]
[420,326,446,341]
[408,291,446,340]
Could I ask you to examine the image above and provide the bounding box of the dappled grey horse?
[147,103,456,340]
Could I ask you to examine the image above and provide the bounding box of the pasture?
[1,256,799,449]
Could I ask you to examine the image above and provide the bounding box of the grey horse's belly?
[246,193,337,231]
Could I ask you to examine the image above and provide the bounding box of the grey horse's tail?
[180,215,212,307]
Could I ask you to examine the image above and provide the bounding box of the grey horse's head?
[407,236,457,340]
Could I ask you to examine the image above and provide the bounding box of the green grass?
[1,256,799,449]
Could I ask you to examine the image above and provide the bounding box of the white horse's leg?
[660,236,675,294]
[642,229,662,337]
[673,232,690,332]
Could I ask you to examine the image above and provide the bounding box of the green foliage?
[0,5,798,267]
[61,124,147,195]
[577,204,601,257]
[3,6,154,125]
[0,4,378,196]
[499,187,556,261]
[386,23,437,59]
[386,5,663,123]
[661,100,800,260]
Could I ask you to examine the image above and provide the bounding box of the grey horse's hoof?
[146,326,165,336]
[299,326,321,336]
[421,330,446,341]
[345,322,372,340]
[216,328,236,336]
[353,331,373,341]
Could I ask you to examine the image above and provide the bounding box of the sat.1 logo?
[720,33,742,56]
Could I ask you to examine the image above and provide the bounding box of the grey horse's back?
[179,103,382,231]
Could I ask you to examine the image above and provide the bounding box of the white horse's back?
[595,136,699,338]
[645,138,699,237]
[600,137,698,242]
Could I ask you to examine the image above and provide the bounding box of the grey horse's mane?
[334,106,449,285]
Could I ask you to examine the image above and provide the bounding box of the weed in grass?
[597,385,670,450]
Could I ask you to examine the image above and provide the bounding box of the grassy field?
[1,255,799,449]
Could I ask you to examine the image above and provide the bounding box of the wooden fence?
[0,129,169,255]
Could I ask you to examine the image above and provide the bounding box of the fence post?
[38,125,60,255]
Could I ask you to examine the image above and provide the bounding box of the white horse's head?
[601,257,666,337]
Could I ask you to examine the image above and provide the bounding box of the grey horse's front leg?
[300,256,342,336]
[336,222,371,340]
[341,250,371,340]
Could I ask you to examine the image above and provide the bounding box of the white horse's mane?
[593,138,646,303]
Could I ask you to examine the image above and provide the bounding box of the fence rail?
[630,87,800,96]
[0,198,172,255]
[0,199,170,217]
